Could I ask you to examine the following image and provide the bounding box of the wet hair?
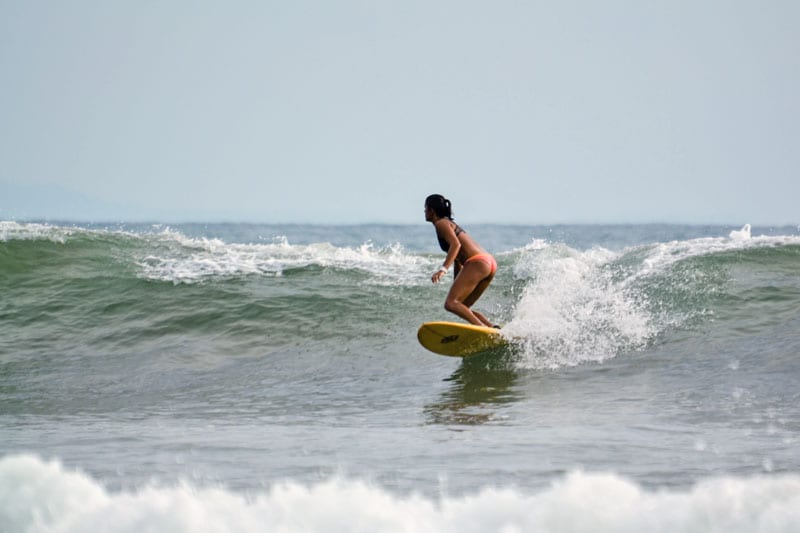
[425,194,453,219]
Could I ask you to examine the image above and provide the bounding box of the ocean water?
[2,220,800,532]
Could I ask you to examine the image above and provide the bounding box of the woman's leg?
[444,261,493,326]
[463,275,495,326]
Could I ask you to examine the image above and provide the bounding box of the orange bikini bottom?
[464,253,497,275]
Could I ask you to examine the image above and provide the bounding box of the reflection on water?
[424,348,522,425]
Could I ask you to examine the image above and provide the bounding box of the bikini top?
[437,220,465,252]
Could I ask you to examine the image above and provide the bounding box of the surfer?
[425,194,498,327]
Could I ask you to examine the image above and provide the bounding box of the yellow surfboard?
[417,321,507,357]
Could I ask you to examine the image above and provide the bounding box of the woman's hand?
[431,267,447,283]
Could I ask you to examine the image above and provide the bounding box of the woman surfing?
[424,194,498,327]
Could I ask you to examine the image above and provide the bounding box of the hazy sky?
[1,1,798,224]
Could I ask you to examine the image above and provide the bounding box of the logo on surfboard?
[441,335,460,344]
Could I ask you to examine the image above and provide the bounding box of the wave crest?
[139,230,429,285]
[0,222,434,285]
[504,227,800,368]
[3,455,799,533]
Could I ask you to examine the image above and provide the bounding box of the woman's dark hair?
[425,194,453,219]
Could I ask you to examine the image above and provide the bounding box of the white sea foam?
[0,221,141,244]
[729,223,752,240]
[139,229,432,285]
[504,242,652,368]
[634,224,800,280]
[0,221,75,243]
[0,221,434,284]
[2,455,799,533]
[503,225,800,368]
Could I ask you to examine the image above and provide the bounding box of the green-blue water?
[2,221,800,531]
